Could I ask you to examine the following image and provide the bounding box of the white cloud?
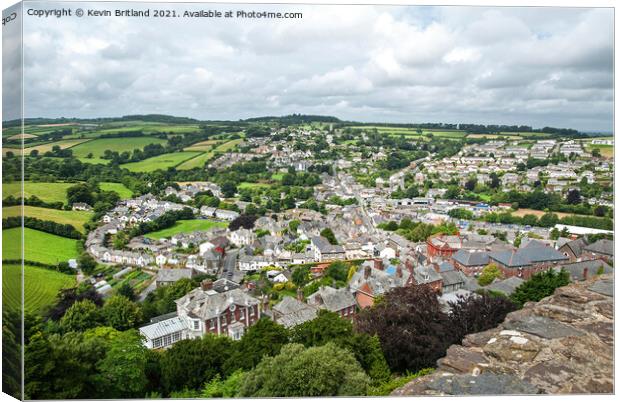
[17,2,613,131]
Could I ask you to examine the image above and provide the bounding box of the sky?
[14,2,615,131]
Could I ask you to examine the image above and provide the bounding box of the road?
[220,249,243,283]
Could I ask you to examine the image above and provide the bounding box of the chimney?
[297,287,304,301]
[583,267,588,280]
[373,258,383,271]
[201,279,213,291]
[396,265,403,278]
[364,265,372,280]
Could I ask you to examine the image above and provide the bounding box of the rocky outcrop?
[392,275,614,396]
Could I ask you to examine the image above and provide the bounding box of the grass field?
[70,137,167,159]
[100,182,133,199]
[3,227,79,265]
[2,264,75,313]
[3,206,92,233]
[238,182,271,190]
[2,181,75,203]
[585,144,614,158]
[23,138,92,154]
[184,140,222,152]
[144,219,228,239]
[512,208,583,219]
[121,151,202,172]
[94,124,201,135]
[177,139,244,170]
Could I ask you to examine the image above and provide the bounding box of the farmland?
[24,138,92,154]
[70,136,167,159]
[100,182,133,199]
[2,206,92,233]
[3,181,75,203]
[176,139,244,170]
[144,219,228,239]
[121,151,202,172]
[2,264,75,313]
[184,139,222,152]
[3,227,79,265]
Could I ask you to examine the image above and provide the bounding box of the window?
[193,320,200,330]
[210,319,215,329]
[250,307,255,317]
[163,334,172,347]
[172,332,181,342]
[153,338,162,349]
[240,309,245,320]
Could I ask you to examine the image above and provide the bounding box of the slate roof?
[489,246,568,268]
[140,316,188,340]
[413,265,443,285]
[349,266,409,296]
[176,288,260,320]
[557,259,613,281]
[440,270,468,287]
[559,238,587,257]
[583,239,614,257]
[212,278,240,293]
[438,261,455,273]
[484,277,524,296]
[311,236,345,254]
[307,286,356,312]
[273,296,318,328]
[452,250,490,267]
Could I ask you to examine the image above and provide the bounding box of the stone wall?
[392,274,613,395]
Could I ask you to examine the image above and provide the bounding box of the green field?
[585,144,614,158]
[184,140,222,152]
[3,206,92,233]
[238,182,271,190]
[3,227,79,265]
[2,264,75,313]
[177,139,245,170]
[100,182,133,199]
[2,181,75,203]
[144,219,228,239]
[70,137,167,159]
[121,151,202,172]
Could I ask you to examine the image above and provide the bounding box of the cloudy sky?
[19,2,614,131]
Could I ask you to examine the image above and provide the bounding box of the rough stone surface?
[392,275,614,396]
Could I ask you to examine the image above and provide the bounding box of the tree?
[45,285,103,321]
[29,149,39,157]
[355,286,452,373]
[116,282,136,301]
[510,269,570,307]
[489,172,500,189]
[566,189,581,205]
[102,296,143,331]
[238,343,370,397]
[464,178,477,192]
[201,370,246,398]
[320,228,338,245]
[478,263,502,286]
[66,183,94,206]
[159,335,234,394]
[325,261,349,283]
[78,253,97,275]
[448,293,516,342]
[221,182,237,198]
[291,265,311,287]
[95,330,149,398]
[60,300,103,333]
[229,215,258,231]
[225,318,289,372]
[591,148,601,158]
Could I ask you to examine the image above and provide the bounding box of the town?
[3,116,614,398]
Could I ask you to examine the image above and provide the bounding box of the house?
[427,235,462,258]
[488,244,569,279]
[175,283,261,341]
[156,268,196,287]
[582,239,614,262]
[483,276,524,296]
[229,228,255,247]
[348,262,411,308]
[556,259,612,282]
[412,265,443,293]
[558,238,588,261]
[72,202,92,211]
[451,250,490,276]
[272,295,318,328]
[211,278,240,293]
[310,236,346,262]
[440,269,468,294]
[306,286,357,319]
